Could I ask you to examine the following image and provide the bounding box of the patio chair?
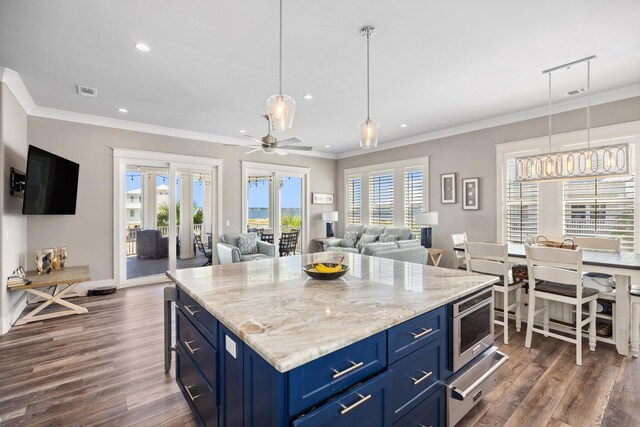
[195,234,213,266]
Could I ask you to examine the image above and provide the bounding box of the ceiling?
[1,0,640,157]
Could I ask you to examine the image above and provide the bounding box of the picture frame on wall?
[462,178,480,210]
[312,192,334,205]
[441,173,456,204]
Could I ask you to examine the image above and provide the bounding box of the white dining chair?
[464,241,523,345]
[524,245,599,366]
[572,236,621,252]
[451,233,467,270]
[631,285,640,357]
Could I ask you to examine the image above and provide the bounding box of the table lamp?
[415,211,438,248]
[322,211,339,238]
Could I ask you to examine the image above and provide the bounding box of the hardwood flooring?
[0,283,639,426]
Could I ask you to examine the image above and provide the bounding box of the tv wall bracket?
[9,167,26,196]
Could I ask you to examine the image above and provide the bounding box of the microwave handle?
[449,350,509,401]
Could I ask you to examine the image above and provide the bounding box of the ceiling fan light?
[266,93,296,132]
[359,118,379,149]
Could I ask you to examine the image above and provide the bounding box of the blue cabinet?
[388,306,445,364]
[393,386,445,427]
[176,339,218,426]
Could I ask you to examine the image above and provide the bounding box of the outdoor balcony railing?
[126,224,205,256]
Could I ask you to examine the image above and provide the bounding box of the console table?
[10,266,90,325]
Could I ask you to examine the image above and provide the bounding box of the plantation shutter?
[404,169,423,233]
[505,158,539,243]
[347,176,362,224]
[369,172,394,226]
[563,176,635,251]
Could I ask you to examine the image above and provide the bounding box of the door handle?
[411,327,433,339]
[184,305,200,316]
[410,370,433,385]
[339,393,371,415]
[184,340,201,354]
[332,361,364,379]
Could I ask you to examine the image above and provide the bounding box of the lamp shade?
[322,211,339,222]
[415,211,438,226]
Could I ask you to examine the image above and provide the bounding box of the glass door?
[247,175,274,241]
[278,174,304,255]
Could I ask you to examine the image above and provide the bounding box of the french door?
[114,149,222,287]
[242,162,309,256]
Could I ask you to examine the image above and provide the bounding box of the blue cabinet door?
[176,346,218,427]
[219,325,244,427]
[292,371,392,427]
[243,346,287,427]
[393,386,445,427]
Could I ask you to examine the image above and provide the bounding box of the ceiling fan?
[242,116,312,156]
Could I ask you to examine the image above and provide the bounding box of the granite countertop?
[167,252,498,373]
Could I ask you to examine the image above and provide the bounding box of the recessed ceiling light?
[325,145,331,148]
[134,42,150,52]
[239,130,246,133]
[118,108,128,113]
[400,123,408,128]
[303,94,313,100]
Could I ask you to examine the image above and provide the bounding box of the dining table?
[455,243,640,356]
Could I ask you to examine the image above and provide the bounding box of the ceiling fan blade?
[244,135,263,144]
[275,149,288,156]
[281,145,313,151]
[245,148,262,155]
[278,137,301,145]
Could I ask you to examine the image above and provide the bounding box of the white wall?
[26,117,337,282]
[0,83,28,334]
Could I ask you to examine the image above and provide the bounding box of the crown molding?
[336,83,640,159]
[0,67,36,114]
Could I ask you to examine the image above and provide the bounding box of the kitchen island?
[167,252,499,427]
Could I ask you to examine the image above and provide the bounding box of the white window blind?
[369,172,394,226]
[404,169,423,233]
[563,175,635,251]
[505,158,539,243]
[347,176,362,225]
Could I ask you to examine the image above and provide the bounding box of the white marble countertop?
[167,252,498,373]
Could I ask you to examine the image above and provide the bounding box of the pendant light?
[359,26,379,149]
[515,56,629,182]
[266,0,295,132]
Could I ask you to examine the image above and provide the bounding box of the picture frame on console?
[462,177,479,210]
[441,173,456,204]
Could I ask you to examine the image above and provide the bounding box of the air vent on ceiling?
[77,85,98,97]
[560,87,586,97]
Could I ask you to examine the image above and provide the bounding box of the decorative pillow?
[342,231,359,248]
[379,234,399,243]
[237,233,258,255]
[356,233,378,250]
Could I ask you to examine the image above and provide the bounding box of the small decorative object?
[52,246,68,270]
[312,192,334,205]
[34,248,55,274]
[441,173,456,204]
[415,211,439,248]
[462,178,479,210]
[303,258,349,280]
[322,211,339,237]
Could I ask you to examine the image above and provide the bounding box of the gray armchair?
[136,229,169,259]
[217,233,276,265]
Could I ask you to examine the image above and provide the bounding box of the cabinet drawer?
[176,288,217,346]
[391,335,446,422]
[293,371,392,427]
[177,346,218,427]
[288,332,387,416]
[177,308,217,389]
[393,386,445,427]
[388,306,445,364]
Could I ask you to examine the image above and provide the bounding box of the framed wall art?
[462,178,479,210]
[312,192,334,205]
[441,173,456,204]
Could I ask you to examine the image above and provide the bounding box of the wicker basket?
[534,236,577,250]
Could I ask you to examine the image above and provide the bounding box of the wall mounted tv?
[22,145,80,215]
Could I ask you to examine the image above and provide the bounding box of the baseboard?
[0,292,28,335]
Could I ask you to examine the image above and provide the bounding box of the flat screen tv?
[22,145,80,215]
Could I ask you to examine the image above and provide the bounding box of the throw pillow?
[342,231,359,248]
[237,233,258,255]
[379,234,399,243]
[356,233,378,250]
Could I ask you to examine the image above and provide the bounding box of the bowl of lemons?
[303,257,349,280]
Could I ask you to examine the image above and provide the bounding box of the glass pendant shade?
[266,93,296,132]
[359,118,379,149]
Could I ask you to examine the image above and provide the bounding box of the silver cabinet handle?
[185,384,202,401]
[411,328,433,339]
[340,393,371,415]
[184,305,200,316]
[450,350,509,401]
[332,361,364,379]
[410,370,433,385]
[184,340,201,354]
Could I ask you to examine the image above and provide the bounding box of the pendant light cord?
[587,60,591,150]
[548,72,552,153]
[366,29,371,120]
[279,0,283,94]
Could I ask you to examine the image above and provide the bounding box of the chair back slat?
[573,236,620,252]
[525,245,583,290]
[464,241,509,278]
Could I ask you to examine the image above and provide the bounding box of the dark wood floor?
[0,283,638,426]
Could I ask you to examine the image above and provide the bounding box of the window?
[369,172,394,226]
[346,176,362,224]
[505,158,539,243]
[404,169,423,233]
[129,209,135,218]
[563,176,635,251]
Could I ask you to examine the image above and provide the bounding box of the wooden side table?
[9,266,91,325]
[427,249,446,267]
